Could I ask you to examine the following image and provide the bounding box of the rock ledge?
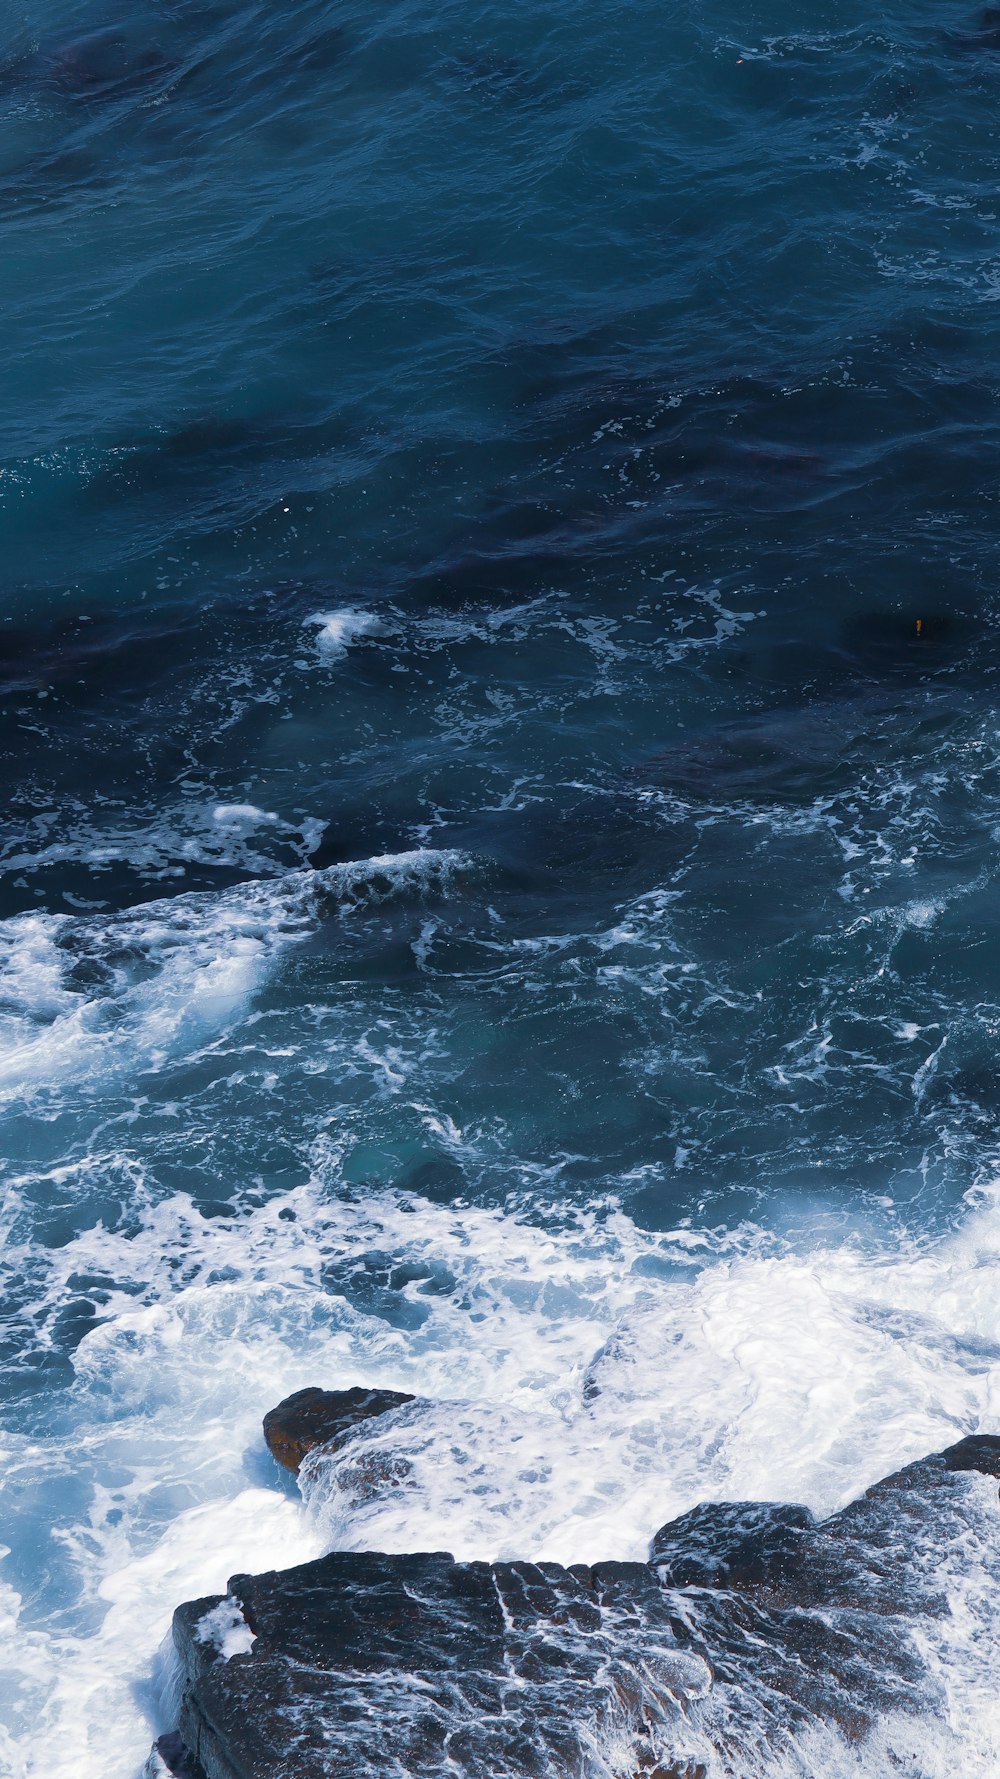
[157,1402,1000,1779]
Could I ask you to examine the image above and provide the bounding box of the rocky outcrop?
[148,1730,205,1778]
[160,1415,1000,1779]
[262,1386,415,1474]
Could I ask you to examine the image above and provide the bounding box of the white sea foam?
[194,1594,255,1659]
[305,608,384,663]
[211,803,280,829]
[0,848,468,1101]
[0,1486,319,1779]
[5,1179,1000,1773]
[0,798,325,888]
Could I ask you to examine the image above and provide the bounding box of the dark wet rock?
[262,1385,415,1473]
[148,1730,208,1777]
[650,1500,816,1589]
[321,1444,414,1504]
[941,1430,1000,1475]
[165,1431,1000,1778]
[655,1434,1000,1620]
[171,1553,710,1779]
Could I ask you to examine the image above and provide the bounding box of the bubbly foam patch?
[194,1597,256,1661]
[305,608,385,662]
[0,799,324,891]
[4,1183,1000,1773]
[210,803,280,829]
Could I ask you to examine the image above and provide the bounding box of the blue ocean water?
[4,0,1000,1771]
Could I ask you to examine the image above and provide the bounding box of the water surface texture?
[4,0,1000,1772]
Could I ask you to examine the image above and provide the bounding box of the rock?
[261,1385,415,1473]
[163,1431,1000,1779]
[145,1730,207,1777]
[941,1431,1000,1476]
[649,1500,816,1588]
[172,1553,710,1779]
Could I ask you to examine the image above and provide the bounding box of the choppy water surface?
[4,0,1000,1772]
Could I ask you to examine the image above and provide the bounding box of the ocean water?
[4,0,1000,1772]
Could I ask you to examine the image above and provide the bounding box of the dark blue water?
[4,1,1000,1772]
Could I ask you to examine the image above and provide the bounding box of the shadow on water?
[632,609,985,803]
[40,28,178,104]
[0,2,358,214]
[943,3,1000,49]
[0,574,335,708]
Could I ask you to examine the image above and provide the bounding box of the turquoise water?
[5,1,1000,1772]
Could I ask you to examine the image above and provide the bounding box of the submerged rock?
[261,1385,415,1473]
[164,1430,1000,1779]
